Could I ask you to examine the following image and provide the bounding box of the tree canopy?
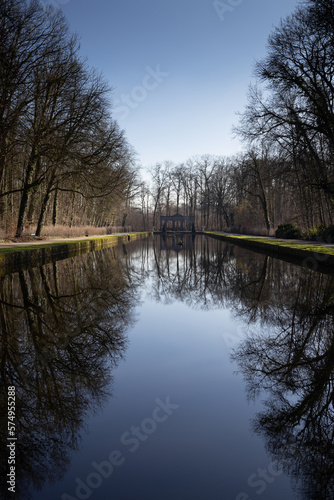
[0,0,136,237]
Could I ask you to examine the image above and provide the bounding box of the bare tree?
[237,0,334,205]
[149,162,170,230]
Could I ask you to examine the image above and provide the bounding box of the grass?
[205,231,334,256]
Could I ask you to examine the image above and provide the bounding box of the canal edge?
[0,232,152,276]
[204,231,334,271]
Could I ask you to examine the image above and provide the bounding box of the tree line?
[130,0,334,237]
[0,0,136,238]
[132,154,291,234]
[2,0,334,238]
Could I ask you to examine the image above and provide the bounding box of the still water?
[1,235,334,500]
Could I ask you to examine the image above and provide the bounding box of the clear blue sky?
[45,0,301,168]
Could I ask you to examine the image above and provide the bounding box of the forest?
[0,0,136,239]
[1,0,334,239]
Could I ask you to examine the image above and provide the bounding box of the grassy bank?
[205,231,334,272]
[0,232,152,275]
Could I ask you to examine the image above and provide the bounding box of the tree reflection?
[231,271,334,500]
[149,235,237,309]
[2,236,334,499]
[148,235,334,500]
[0,246,139,498]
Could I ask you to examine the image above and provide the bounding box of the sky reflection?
[1,236,332,499]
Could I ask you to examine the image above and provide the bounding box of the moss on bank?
[205,231,334,272]
[0,232,152,276]
[206,232,334,254]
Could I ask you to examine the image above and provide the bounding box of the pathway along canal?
[0,234,333,500]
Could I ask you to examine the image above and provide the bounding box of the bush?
[275,223,302,239]
[319,225,334,244]
[303,227,319,241]
[303,225,324,241]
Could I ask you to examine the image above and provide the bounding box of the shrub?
[275,223,302,239]
[303,227,320,241]
[303,225,325,241]
[319,225,334,244]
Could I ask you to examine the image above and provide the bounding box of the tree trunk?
[257,172,272,232]
[26,189,38,223]
[16,186,30,238]
[15,152,38,238]
[52,186,58,226]
[36,171,57,236]
[0,138,8,216]
[36,189,51,236]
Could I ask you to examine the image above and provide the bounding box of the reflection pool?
[1,235,333,500]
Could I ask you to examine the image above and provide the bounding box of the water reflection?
[1,236,334,499]
[231,270,334,500]
[135,235,334,500]
[0,246,140,499]
[149,234,234,308]
[148,235,290,314]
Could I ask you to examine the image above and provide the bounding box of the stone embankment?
[205,231,334,273]
[0,232,152,275]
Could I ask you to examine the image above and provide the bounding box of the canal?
[0,235,333,500]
